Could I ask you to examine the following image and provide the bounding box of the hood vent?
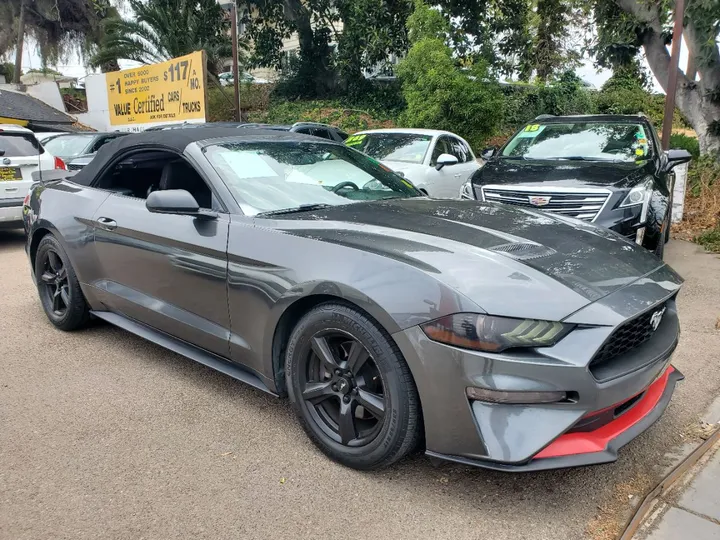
[490,242,556,260]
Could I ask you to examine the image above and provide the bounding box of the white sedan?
[345,128,480,198]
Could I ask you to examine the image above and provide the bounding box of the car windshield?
[346,133,432,164]
[501,122,653,162]
[44,134,94,158]
[204,141,420,216]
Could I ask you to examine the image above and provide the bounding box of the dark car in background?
[43,132,129,171]
[238,122,349,142]
[43,132,129,161]
[24,127,683,473]
[461,115,692,258]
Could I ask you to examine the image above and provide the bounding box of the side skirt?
[91,310,277,396]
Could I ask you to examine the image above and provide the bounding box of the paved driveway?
[1,230,719,540]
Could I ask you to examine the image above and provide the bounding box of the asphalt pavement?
[1,229,719,540]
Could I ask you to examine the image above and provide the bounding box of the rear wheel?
[285,303,421,470]
[35,234,90,331]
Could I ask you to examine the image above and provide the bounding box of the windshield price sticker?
[517,124,546,138]
[345,134,366,147]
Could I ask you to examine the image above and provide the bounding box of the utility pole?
[13,0,26,84]
[661,0,685,150]
[230,1,241,122]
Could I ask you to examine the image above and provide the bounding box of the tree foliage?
[91,0,235,75]
[0,0,116,69]
[591,0,720,155]
[397,1,504,148]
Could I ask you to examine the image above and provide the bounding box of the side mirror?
[664,149,692,171]
[146,189,216,219]
[481,147,497,160]
[435,153,459,171]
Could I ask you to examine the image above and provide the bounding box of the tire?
[35,234,91,331]
[665,208,672,244]
[285,303,421,470]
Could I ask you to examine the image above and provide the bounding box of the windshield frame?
[498,119,657,163]
[201,139,422,216]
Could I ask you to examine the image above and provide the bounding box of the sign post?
[105,51,208,131]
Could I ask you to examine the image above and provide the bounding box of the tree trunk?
[616,0,720,156]
[13,0,25,84]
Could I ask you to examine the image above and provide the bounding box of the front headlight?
[619,178,653,208]
[459,180,475,199]
[420,313,574,352]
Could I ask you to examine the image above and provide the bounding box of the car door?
[424,135,469,198]
[90,152,231,357]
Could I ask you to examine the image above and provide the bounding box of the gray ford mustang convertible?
[23,127,683,472]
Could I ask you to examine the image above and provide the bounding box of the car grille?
[590,302,667,369]
[67,163,85,171]
[481,186,611,222]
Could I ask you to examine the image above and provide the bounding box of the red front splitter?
[535,366,676,460]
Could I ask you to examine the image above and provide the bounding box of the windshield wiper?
[256,203,334,217]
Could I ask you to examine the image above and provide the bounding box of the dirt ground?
[1,230,719,540]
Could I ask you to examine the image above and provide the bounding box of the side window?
[430,137,451,166]
[454,138,473,163]
[337,130,349,141]
[94,150,216,210]
[448,137,468,163]
[294,127,312,135]
[311,128,333,140]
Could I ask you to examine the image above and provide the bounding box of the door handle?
[96,217,117,230]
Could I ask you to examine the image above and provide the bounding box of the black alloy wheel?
[300,331,385,447]
[39,249,70,316]
[286,303,421,470]
[35,234,90,331]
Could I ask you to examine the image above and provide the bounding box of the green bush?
[248,99,396,132]
[696,226,720,253]
[397,37,504,149]
[669,133,700,160]
[207,83,275,122]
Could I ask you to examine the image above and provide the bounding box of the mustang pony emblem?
[529,196,551,207]
[650,307,666,331]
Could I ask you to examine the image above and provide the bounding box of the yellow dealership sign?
[106,51,207,127]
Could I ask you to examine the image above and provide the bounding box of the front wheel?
[285,303,421,470]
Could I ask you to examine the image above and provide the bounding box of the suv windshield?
[0,133,42,156]
[346,133,432,164]
[204,141,420,215]
[502,121,653,162]
[44,134,94,158]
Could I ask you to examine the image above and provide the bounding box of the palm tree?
[91,0,241,75]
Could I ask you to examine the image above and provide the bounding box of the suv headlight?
[460,181,475,200]
[619,178,653,208]
[421,313,574,352]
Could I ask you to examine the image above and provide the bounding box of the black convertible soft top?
[70,127,328,186]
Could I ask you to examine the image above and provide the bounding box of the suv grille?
[591,302,666,368]
[67,163,85,171]
[481,186,611,222]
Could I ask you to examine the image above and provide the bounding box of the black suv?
[461,114,692,258]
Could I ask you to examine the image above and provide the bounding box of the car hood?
[474,158,654,189]
[275,198,681,321]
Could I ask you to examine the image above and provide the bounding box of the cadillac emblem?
[529,196,551,207]
[650,307,666,331]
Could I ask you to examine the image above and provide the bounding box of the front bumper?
[427,366,682,472]
[392,277,682,472]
